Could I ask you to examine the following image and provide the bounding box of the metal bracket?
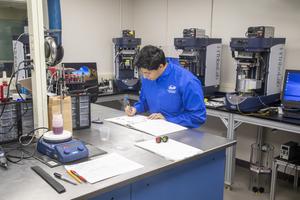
[233,121,243,130]
[220,117,242,131]
[220,116,229,128]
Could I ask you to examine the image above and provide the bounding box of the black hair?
[134,45,166,70]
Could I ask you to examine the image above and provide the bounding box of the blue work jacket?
[134,62,206,128]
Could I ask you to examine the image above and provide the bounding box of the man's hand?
[125,106,137,116]
[148,113,165,120]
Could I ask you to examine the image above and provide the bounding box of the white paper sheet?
[135,139,203,161]
[105,115,187,136]
[105,115,148,126]
[64,153,143,184]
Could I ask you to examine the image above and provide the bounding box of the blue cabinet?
[91,150,225,200]
[89,185,130,200]
[131,150,226,200]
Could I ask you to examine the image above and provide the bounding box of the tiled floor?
[224,166,300,200]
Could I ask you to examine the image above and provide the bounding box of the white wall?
[60,0,300,162]
[132,0,300,91]
[132,0,167,47]
[132,0,212,57]
[130,0,300,161]
[213,0,300,92]
[60,0,133,80]
[166,0,212,57]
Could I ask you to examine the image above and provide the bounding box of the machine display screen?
[62,62,98,85]
[61,62,99,96]
[283,70,300,102]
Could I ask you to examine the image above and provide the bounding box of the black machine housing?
[112,30,141,92]
[174,33,222,96]
[280,141,299,161]
[226,27,286,112]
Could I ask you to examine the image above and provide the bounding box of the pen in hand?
[123,95,130,108]
[54,172,77,185]
[124,95,136,116]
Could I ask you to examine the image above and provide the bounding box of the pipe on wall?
[47,0,62,46]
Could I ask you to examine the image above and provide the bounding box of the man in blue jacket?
[125,45,206,128]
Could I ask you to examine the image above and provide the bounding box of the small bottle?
[2,71,8,102]
[52,113,64,134]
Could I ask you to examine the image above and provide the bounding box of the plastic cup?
[99,126,110,141]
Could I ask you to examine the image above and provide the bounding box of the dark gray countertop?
[0,104,236,200]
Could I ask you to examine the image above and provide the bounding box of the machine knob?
[64,149,71,154]
[77,146,84,151]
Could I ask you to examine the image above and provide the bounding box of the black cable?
[5,147,32,164]
[0,60,31,119]
[0,62,33,136]
[12,62,33,132]
[15,59,33,104]
[19,127,48,146]
[4,127,48,164]
[12,32,27,75]
[257,95,268,108]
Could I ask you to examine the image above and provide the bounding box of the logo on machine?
[167,85,176,94]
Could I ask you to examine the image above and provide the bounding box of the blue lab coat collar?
[157,63,173,81]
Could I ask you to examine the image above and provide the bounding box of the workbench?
[97,93,300,189]
[0,104,235,200]
[206,106,300,189]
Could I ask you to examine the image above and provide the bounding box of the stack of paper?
[135,139,203,161]
[64,153,143,184]
[105,115,187,136]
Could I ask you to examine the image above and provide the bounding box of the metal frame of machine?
[112,30,141,92]
[226,26,286,112]
[174,28,222,96]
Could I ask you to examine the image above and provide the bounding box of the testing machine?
[112,30,141,92]
[226,26,285,112]
[174,28,222,96]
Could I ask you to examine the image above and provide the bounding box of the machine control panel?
[280,141,298,161]
[37,138,89,163]
[54,140,89,163]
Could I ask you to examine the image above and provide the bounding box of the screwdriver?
[54,172,77,185]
